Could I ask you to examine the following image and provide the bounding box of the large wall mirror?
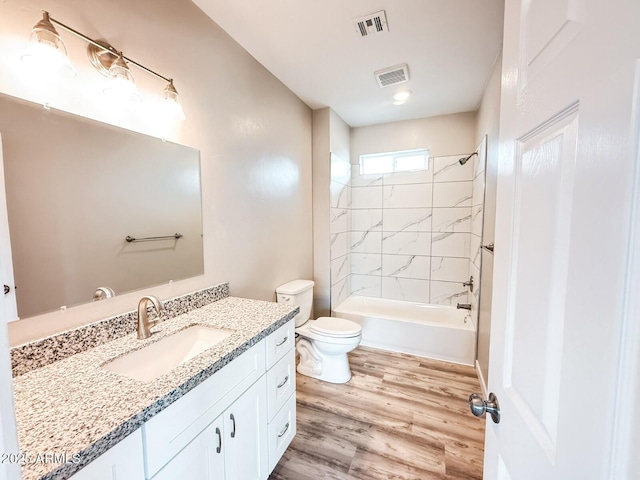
[0,94,204,320]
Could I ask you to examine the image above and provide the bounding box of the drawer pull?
[276,375,289,389]
[215,427,222,453]
[275,336,288,347]
[230,413,236,438]
[277,422,290,438]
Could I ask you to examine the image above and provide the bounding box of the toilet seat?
[310,317,361,338]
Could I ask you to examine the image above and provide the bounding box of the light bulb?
[21,12,74,77]
[103,53,140,102]
[392,89,412,105]
[161,80,186,121]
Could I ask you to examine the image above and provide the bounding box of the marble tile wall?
[330,154,351,309]
[350,155,475,305]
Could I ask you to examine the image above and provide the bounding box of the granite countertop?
[12,296,298,480]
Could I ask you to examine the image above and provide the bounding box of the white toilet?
[276,279,361,384]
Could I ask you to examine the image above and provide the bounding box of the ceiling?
[192,0,505,127]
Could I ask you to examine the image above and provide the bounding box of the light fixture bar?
[46,12,171,83]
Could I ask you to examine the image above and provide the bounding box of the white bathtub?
[332,296,476,365]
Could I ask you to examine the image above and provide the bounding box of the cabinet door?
[151,417,225,480]
[224,375,268,480]
[70,429,144,480]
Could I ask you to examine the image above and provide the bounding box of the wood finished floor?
[269,346,485,480]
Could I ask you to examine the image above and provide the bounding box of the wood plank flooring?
[269,346,485,480]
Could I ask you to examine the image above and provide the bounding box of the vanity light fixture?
[22,11,185,120]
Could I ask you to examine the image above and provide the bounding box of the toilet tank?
[276,279,314,327]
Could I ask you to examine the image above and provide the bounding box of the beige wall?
[475,52,503,244]
[0,0,313,344]
[312,107,350,317]
[329,110,351,163]
[312,108,331,317]
[350,112,478,163]
[474,52,503,389]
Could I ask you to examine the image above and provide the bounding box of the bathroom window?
[359,148,430,175]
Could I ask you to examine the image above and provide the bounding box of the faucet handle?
[137,295,164,340]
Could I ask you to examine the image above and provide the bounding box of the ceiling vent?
[374,64,410,88]
[352,10,389,37]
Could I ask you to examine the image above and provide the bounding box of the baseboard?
[475,359,488,398]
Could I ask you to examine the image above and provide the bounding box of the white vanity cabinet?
[150,376,267,480]
[143,338,268,480]
[143,318,296,480]
[68,429,145,480]
[264,320,297,472]
[71,319,296,480]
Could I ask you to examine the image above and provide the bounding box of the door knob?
[468,392,501,423]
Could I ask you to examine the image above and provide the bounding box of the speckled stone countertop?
[12,296,298,480]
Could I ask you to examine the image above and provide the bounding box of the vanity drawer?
[266,347,296,421]
[266,319,295,369]
[143,339,266,478]
[268,392,296,473]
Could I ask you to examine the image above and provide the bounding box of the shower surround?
[329,149,486,319]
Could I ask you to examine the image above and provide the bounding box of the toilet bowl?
[276,280,362,384]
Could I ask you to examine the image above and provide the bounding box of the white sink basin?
[102,325,234,382]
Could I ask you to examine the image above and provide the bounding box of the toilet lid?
[310,317,361,337]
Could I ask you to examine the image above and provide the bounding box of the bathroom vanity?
[9,284,298,480]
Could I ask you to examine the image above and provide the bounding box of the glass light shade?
[103,54,140,102]
[161,81,186,121]
[21,12,75,77]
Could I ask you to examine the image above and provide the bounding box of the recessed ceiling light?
[392,89,412,105]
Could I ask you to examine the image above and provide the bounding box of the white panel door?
[224,375,268,480]
[484,0,640,478]
[0,134,17,322]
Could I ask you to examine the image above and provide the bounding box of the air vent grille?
[374,64,410,88]
[352,10,389,37]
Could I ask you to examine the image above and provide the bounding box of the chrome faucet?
[457,303,472,311]
[462,275,474,292]
[137,295,164,340]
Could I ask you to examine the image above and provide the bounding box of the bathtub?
[332,296,476,365]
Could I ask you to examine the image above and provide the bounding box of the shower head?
[458,152,478,166]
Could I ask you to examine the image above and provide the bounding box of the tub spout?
[457,303,472,311]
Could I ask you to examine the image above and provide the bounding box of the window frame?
[359,148,430,175]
